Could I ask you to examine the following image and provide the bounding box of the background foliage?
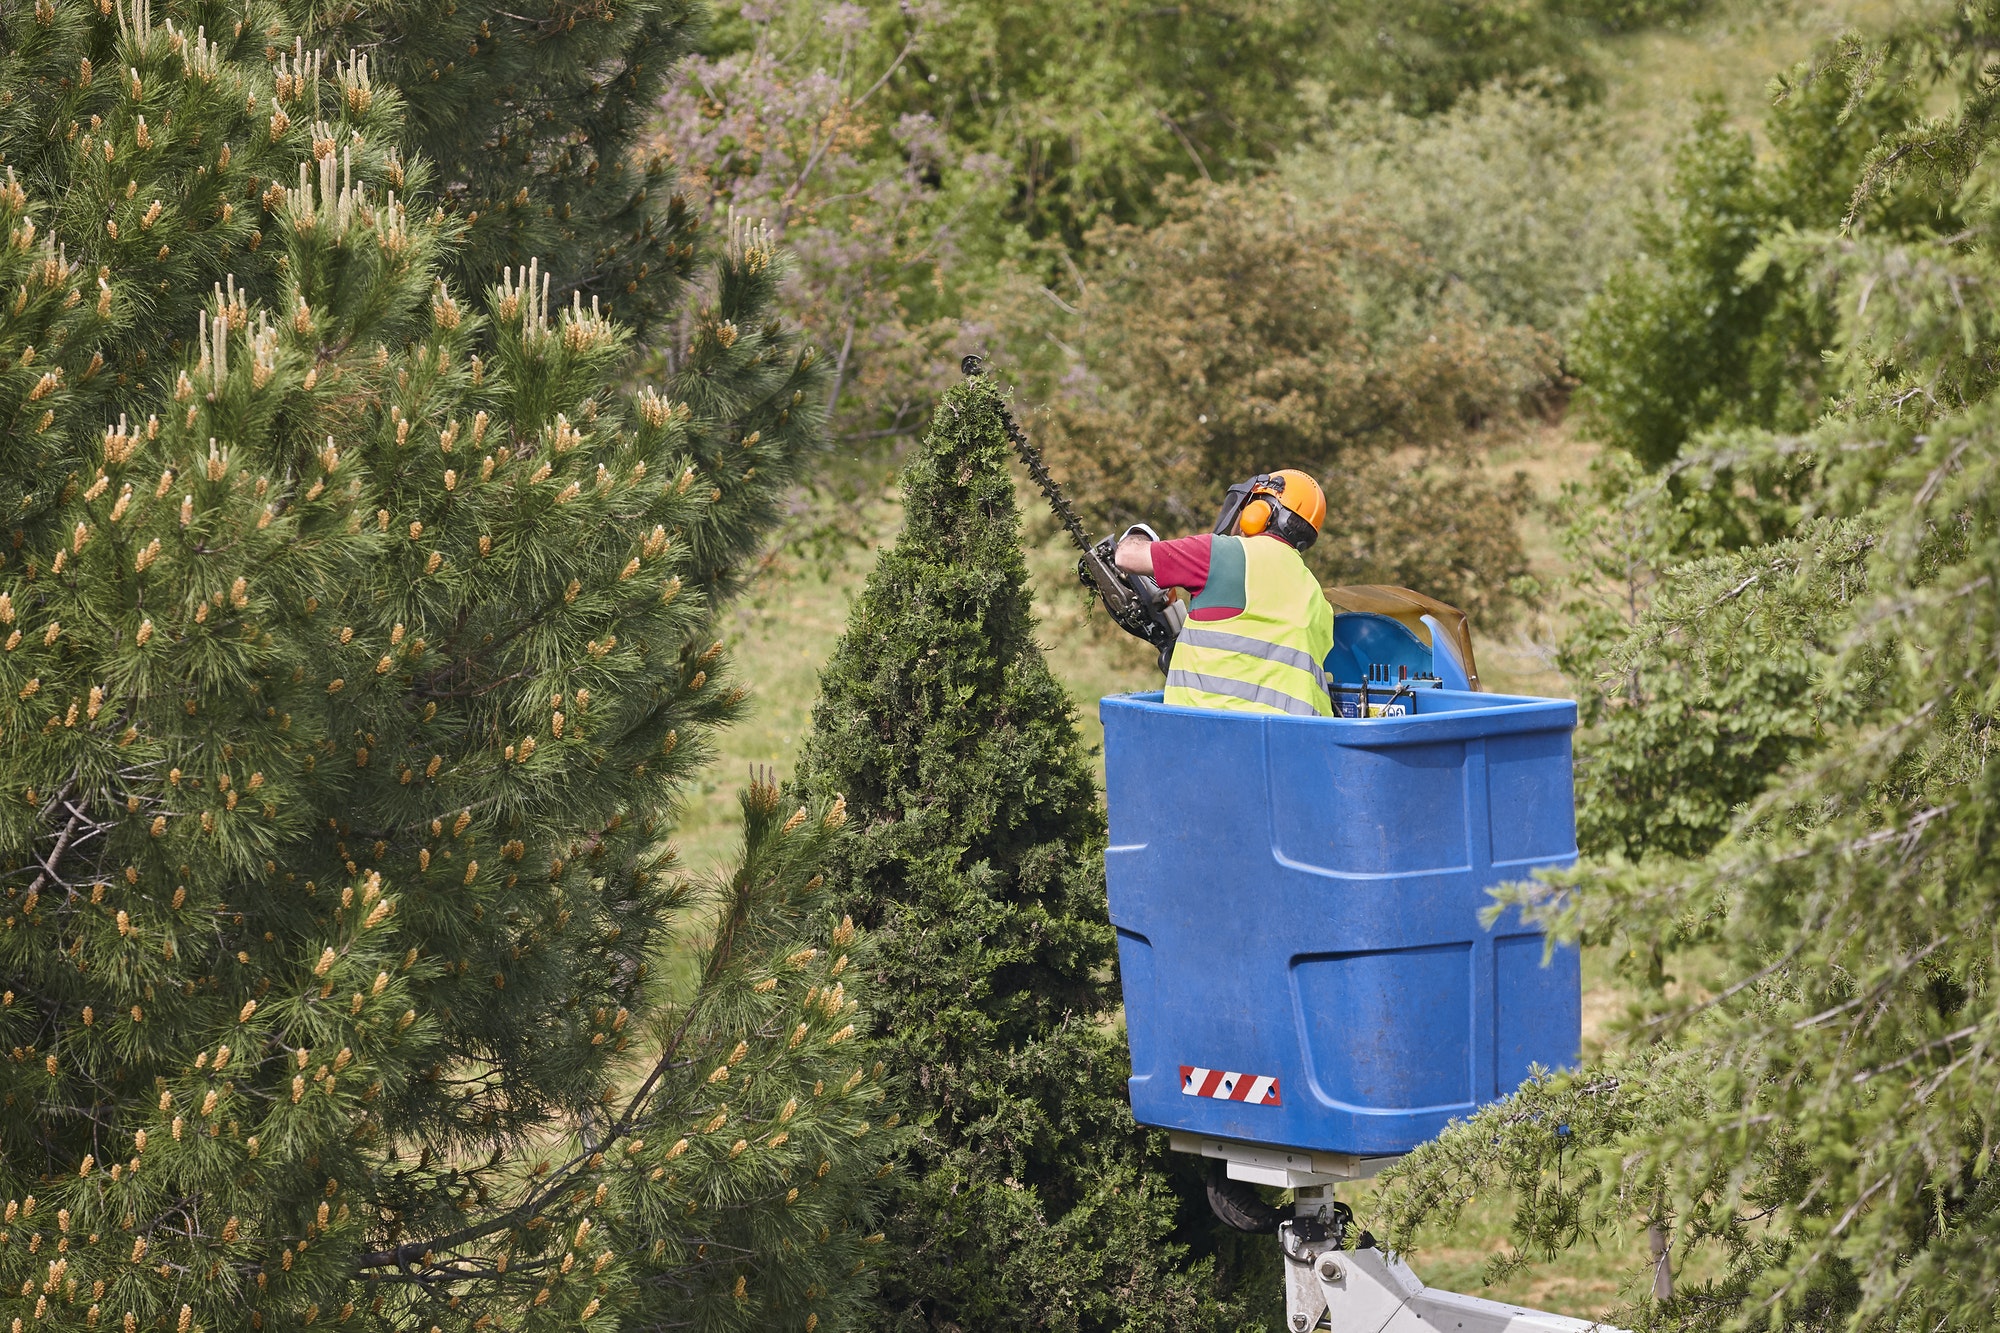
[1032,181,1549,622]
[1279,85,1643,341]
[1571,59,1937,470]
[8,0,1960,1327]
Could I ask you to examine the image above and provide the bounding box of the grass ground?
[1599,0,1906,148]
[664,0,1907,1319]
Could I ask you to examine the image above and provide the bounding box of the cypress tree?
[793,375,1248,1331]
[0,2,895,1329]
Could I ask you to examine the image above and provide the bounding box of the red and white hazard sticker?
[1180,1065,1281,1106]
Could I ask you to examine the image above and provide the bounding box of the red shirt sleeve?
[1149,534,1213,594]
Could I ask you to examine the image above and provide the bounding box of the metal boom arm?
[1283,1225,1623,1333]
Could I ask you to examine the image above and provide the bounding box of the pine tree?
[792,374,1254,1331]
[302,0,706,337]
[0,2,897,1329]
[1374,13,2000,1329]
[1571,60,1932,471]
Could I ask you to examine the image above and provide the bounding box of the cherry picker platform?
[1101,677,1598,1332]
[974,355,1613,1330]
[1102,680,1581,1162]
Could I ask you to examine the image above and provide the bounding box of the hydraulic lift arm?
[1280,1232,1622,1333]
[1180,1139,1625,1333]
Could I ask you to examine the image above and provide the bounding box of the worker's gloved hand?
[1111,526,1185,630]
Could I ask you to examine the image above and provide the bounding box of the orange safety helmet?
[1236,469,1325,550]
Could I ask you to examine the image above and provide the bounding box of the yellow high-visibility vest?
[1163,535,1334,718]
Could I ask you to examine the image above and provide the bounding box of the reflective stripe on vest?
[1163,535,1335,719]
[1174,627,1331,691]
[1164,670,1322,718]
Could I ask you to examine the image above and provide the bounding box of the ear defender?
[1238,496,1275,536]
[1230,471,1321,548]
[1237,474,1279,536]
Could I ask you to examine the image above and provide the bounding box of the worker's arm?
[1126,532,1214,594]
[1114,533,1154,577]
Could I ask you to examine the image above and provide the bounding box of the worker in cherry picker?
[1114,470,1334,718]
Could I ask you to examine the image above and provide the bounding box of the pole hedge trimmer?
[963,355,1184,674]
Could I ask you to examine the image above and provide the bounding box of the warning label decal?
[1180,1065,1281,1106]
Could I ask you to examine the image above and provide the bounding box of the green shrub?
[1282,85,1643,339]
[1550,0,1708,34]
[1325,0,1601,114]
[1573,62,1934,468]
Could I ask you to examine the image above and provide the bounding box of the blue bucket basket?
[1102,688,1581,1157]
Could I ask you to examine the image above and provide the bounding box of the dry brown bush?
[1031,180,1553,623]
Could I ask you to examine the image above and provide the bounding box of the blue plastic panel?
[1327,612,1432,686]
[1102,687,1581,1156]
[1292,944,1472,1111]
